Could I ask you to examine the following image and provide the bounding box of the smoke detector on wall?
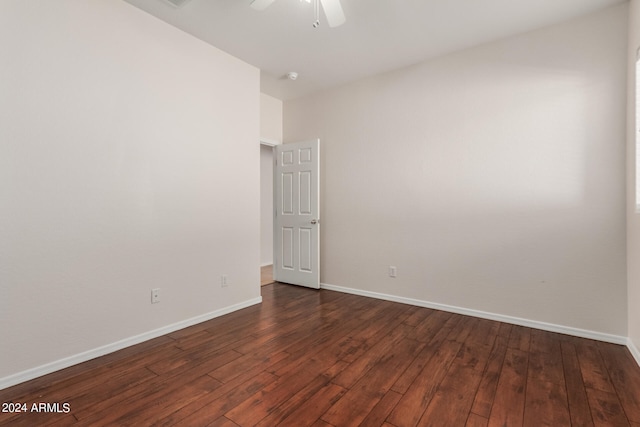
[287,72,299,81]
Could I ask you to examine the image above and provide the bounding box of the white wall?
[627,0,640,362]
[0,0,260,387]
[260,93,283,143]
[285,5,628,338]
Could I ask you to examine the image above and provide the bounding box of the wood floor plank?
[76,367,222,425]
[471,333,509,418]
[575,340,615,393]
[340,303,413,364]
[208,341,294,383]
[3,283,640,427]
[465,318,500,349]
[358,390,402,427]
[529,328,562,355]
[271,382,347,427]
[417,364,483,426]
[322,338,424,427]
[112,374,222,426]
[466,412,489,427]
[523,350,571,426]
[224,371,312,425]
[586,388,631,427]
[147,347,243,376]
[523,379,571,427]
[224,353,344,426]
[575,341,632,425]
[597,342,640,424]
[262,301,386,376]
[390,312,460,395]
[53,366,159,415]
[207,416,241,427]
[160,371,279,426]
[561,340,595,427]
[173,328,256,354]
[386,340,462,427]
[253,361,347,427]
[508,325,531,352]
[332,322,419,389]
[416,325,494,427]
[447,315,476,344]
[403,306,435,327]
[411,310,455,343]
[487,348,528,427]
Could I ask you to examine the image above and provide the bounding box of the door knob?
[310,219,319,225]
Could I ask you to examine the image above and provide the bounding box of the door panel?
[282,172,294,214]
[274,139,320,289]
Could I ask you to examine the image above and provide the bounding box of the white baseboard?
[320,283,628,346]
[0,297,262,391]
[628,338,640,367]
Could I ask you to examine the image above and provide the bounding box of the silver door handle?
[310,219,320,225]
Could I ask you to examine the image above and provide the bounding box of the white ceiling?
[124,0,627,100]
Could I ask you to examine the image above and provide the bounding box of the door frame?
[260,140,277,270]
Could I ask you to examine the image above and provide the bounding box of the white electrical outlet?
[151,288,160,304]
[221,275,229,288]
[388,266,397,278]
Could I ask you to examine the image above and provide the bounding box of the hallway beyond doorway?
[261,264,273,286]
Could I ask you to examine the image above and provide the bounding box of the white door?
[274,139,320,289]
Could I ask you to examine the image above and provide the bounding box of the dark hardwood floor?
[2,283,640,426]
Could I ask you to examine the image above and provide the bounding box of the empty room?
[2,0,640,425]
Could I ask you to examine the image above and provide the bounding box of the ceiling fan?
[250,0,346,28]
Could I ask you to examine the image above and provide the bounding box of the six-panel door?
[274,139,320,289]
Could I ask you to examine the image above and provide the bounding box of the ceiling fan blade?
[250,0,276,11]
[319,0,345,27]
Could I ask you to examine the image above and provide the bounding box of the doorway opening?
[260,139,320,288]
[260,142,275,286]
